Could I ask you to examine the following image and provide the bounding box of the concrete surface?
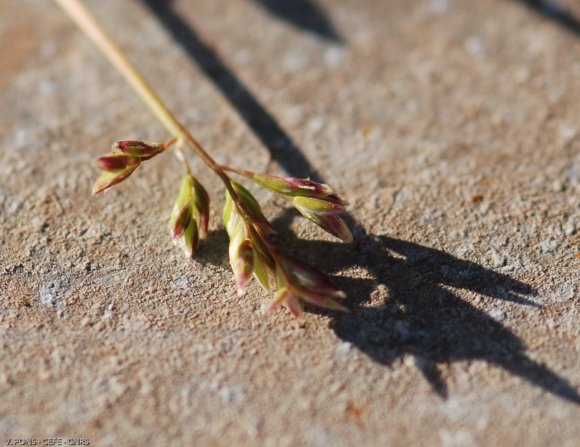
[1,0,579,446]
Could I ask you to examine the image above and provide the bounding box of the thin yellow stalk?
[53,0,307,289]
[53,0,234,190]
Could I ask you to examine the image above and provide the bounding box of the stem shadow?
[249,0,344,43]
[272,210,580,404]
[511,0,580,36]
[141,0,324,180]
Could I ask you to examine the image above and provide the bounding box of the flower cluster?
[92,141,352,317]
[58,0,354,320]
[222,177,350,315]
[272,256,347,317]
[169,174,210,258]
[223,181,275,294]
[226,170,352,242]
[92,140,167,194]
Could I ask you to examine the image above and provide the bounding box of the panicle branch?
[55,0,353,317]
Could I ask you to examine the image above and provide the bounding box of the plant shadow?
[141,0,579,404]
[512,0,580,36]
[271,210,580,404]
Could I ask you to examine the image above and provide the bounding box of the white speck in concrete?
[335,341,353,359]
[218,384,245,404]
[430,0,452,15]
[283,105,304,127]
[38,279,69,310]
[233,48,253,66]
[551,179,565,192]
[172,276,191,291]
[1,194,23,214]
[38,79,59,96]
[514,67,530,84]
[549,284,576,303]
[563,219,576,236]
[559,124,577,143]
[464,36,486,61]
[305,426,334,447]
[488,308,506,322]
[185,108,203,124]
[568,166,580,186]
[490,249,507,268]
[539,238,559,253]
[283,51,308,73]
[324,47,345,67]
[440,428,476,447]
[40,41,57,58]
[308,116,326,134]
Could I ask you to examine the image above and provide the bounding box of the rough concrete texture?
[1,0,579,445]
